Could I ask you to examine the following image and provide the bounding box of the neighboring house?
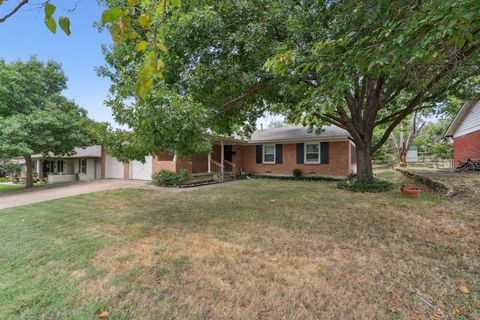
[32,145,103,183]
[33,125,356,183]
[445,97,480,167]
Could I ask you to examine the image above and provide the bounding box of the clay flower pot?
[401,184,421,198]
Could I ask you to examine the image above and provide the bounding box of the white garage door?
[130,156,153,180]
[105,154,124,179]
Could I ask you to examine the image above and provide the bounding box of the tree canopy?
[100,0,480,180]
[0,58,92,187]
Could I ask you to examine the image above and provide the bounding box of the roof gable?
[445,97,480,138]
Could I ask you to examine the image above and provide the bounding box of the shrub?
[292,168,302,178]
[337,178,394,193]
[153,170,188,187]
[235,172,248,180]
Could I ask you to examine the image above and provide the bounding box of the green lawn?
[0,172,478,319]
[0,184,26,193]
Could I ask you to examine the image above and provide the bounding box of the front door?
[224,145,233,162]
[42,160,51,177]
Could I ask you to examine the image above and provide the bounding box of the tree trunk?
[355,143,374,182]
[25,155,33,188]
[399,151,407,167]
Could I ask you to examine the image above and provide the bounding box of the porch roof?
[32,145,102,160]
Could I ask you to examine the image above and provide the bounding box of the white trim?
[304,143,320,164]
[262,144,276,164]
[79,158,87,174]
[445,97,480,137]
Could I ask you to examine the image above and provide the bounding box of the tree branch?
[0,0,29,24]
[372,41,480,153]
[215,81,266,115]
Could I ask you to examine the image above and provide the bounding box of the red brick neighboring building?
[445,98,480,167]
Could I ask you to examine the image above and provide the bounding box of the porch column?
[207,152,211,173]
[220,141,224,181]
[37,160,42,179]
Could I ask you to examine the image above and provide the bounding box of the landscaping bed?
[396,167,480,198]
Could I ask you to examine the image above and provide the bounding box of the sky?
[0,0,281,128]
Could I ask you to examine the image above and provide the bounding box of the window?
[57,160,64,173]
[263,144,275,163]
[305,143,320,163]
[79,159,87,174]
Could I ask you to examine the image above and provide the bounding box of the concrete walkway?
[0,179,152,210]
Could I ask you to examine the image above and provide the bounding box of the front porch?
[190,139,244,182]
[33,157,101,183]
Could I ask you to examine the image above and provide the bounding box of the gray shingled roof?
[32,145,102,159]
[247,125,350,143]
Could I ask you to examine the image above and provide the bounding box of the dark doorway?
[224,145,233,162]
[42,160,51,176]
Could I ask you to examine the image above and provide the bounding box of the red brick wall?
[191,153,208,173]
[453,130,480,167]
[152,154,177,176]
[240,141,351,177]
[176,159,192,174]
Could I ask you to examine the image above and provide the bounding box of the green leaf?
[44,16,57,34]
[157,42,168,53]
[58,17,71,36]
[456,38,465,49]
[136,78,152,100]
[101,7,123,25]
[135,41,148,52]
[138,14,150,28]
[44,3,56,17]
[465,32,473,42]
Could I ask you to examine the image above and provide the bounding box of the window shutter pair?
[296,142,329,164]
[256,144,283,164]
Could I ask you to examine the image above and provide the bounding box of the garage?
[105,154,124,179]
[129,156,153,180]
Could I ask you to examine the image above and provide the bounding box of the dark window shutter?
[296,143,304,164]
[256,145,262,164]
[321,142,329,164]
[275,144,283,164]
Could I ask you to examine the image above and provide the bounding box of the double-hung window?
[263,144,275,164]
[79,159,87,174]
[305,143,320,163]
[57,160,64,173]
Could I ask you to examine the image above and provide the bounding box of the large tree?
[100,0,480,180]
[0,58,91,188]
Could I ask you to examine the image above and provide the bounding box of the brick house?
[445,97,480,167]
[143,125,356,181]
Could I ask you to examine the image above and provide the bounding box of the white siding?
[454,101,480,138]
[406,148,418,163]
[105,154,124,179]
[73,159,98,181]
[130,156,153,180]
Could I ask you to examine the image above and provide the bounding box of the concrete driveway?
[0,179,152,210]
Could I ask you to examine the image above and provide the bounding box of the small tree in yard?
[0,58,91,188]
[100,0,480,181]
[390,112,426,166]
